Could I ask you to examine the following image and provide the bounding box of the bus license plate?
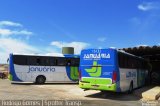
[92,85,99,88]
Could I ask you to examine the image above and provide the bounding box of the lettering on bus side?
[27,66,55,73]
[126,71,136,78]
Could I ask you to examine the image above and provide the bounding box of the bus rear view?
[79,49,119,92]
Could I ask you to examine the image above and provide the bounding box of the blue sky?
[0,0,160,63]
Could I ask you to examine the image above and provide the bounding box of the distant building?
[0,64,8,79]
[0,64,8,72]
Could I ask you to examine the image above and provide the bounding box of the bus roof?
[117,50,144,60]
[11,53,79,58]
[81,48,144,60]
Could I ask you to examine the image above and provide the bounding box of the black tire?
[128,82,133,94]
[36,76,46,84]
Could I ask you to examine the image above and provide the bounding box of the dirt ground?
[0,79,154,106]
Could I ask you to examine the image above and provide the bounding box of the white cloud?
[0,52,9,64]
[138,2,160,11]
[0,28,33,36]
[13,30,33,35]
[50,41,90,54]
[51,41,62,48]
[0,38,39,63]
[137,44,148,47]
[0,21,22,27]
[45,52,63,56]
[0,38,37,53]
[109,47,116,49]
[0,20,33,37]
[0,29,12,36]
[0,21,35,63]
[97,37,106,42]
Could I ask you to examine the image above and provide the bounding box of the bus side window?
[142,61,146,69]
[46,58,50,66]
[27,56,36,65]
[132,58,136,69]
[74,58,80,66]
[118,53,124,68]
[36,57,41,65]
[128,56,133,69]
[42,57,50,66]
[7,58,9,63]
[124,55,128,68]
[14,55,27,65]
[55,59,58,66]
[57,58,66,66]
[137,59,141,69]
[69,58,80,66]
[127,56,130,68]
[50,58,56,66]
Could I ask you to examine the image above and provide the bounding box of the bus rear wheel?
[36,76,46,84]
[128,82,133,94]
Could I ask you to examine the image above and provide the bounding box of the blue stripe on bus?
[9,54,23,82]
[65,66,73,81]
[64,54,79,81]
[65,66,71,80]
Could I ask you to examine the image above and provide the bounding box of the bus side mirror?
[7,58,9,63]
[67,62,71,66]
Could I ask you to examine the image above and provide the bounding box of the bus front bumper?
[79,81,117,91]
[8,74,13,81]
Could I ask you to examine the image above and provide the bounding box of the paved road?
[0,79,143,106]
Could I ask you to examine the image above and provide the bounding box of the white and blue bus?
[8,53,79,84]
[79,48,149,93]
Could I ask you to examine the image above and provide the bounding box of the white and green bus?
[79,48,149,93]
[8,53,79,84]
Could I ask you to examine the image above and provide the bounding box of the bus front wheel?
[36,76,46,84]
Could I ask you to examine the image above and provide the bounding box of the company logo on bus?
[85,61,102,77]
[83,53,110,59]
[27,66,55,73]
[126,72,136,78]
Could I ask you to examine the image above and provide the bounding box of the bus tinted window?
[66,59,71,66]
[66,58,80,66]
[41,57,51,66]
[57,58,66,66]
[36,58,41,65]
[13,55,79,66]
[118,52,148,69]
[72,58,80,66]
[27,56,37,65]
[43,57,49,65]
[71,58,80,66]
[49,58,56,66]
[13,55,27,65]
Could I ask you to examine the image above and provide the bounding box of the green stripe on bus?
[8,74,13,81]
[70,67,79,80]
[81,77,112,84]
